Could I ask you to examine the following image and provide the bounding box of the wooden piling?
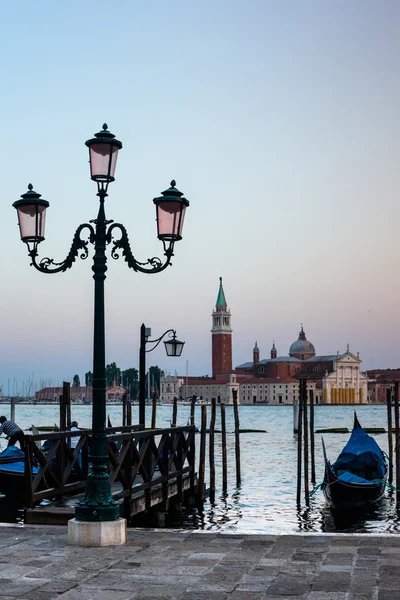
[309,389,316,484]
[302,380,309,504]
[122,394,127,426]
[151,391,157,430]
[387,387,393,485]
[172,397,178,427]
[296,380,304,506]
[221,403,228,492]
[59,390,67,432]
[293,399,299,433]
[10,396,16,423]
[64,382,71,429]
[394,382,400,504]
[198,405,207,503]
[190,395,196,427]
[209,398,216,503]
[126,400,132,427]
[232,389,241,486]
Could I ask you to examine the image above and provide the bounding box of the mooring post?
[394,382,400,504]
[190,395,196,427]
[63,382,71,429]
[221,403,228,492]
[303,380,309,504]
[232,389,241,486]
[293,399,299,433]
[296,381,304,506]
[122,393,127,426]
[151,390,157,430]
[172,397,178,427]
[126,400,132,427]
[385,387,393,484]
[198,405,207,503]
[209,398,216,503]
[59,386,67,432]
[309,389,316,484]
[10,396,16,423]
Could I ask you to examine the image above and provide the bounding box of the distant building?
[35,385,127,403]
[236,328,368,404]
[366,369,400,404]
[161,278,368,405]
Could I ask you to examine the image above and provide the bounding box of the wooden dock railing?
[23,424,196,517]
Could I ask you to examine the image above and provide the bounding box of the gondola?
[322,413,387,509]
[0,445,38,498]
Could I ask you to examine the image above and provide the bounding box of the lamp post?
[139,324,184,428]
[13,124,189,540]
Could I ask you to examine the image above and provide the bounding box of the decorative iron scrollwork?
[29,223,95,274]
[106,222,173,274]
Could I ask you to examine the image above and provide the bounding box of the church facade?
[160,279,368,405]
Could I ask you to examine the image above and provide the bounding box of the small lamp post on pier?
[13,124,189,546]
[139,325,184,427]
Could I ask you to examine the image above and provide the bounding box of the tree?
[121,367,139,400]
[147,366,164,397]
[72,374,80,387]
[85,371,93,386]
[105,362,121,387]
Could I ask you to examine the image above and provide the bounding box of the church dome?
[289,326,315,358]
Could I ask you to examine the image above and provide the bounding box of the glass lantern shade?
[164,337,185,357]
[153,181,189,242]
[13,185,49,243]
[85,124,122,183]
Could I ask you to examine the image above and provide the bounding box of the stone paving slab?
[0,525,398,598]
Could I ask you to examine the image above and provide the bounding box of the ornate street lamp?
[139,324,184,428]
[13,124,189,541]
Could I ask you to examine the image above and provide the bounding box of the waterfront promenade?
[0,524,396,599]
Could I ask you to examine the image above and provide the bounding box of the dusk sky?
[1,1,399,393]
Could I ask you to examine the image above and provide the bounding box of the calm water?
[1,403,398,534]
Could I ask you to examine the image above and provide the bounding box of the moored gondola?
[322,413,387,509]
[0,446,38,498]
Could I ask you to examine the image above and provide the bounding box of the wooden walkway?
[21,424,198,525]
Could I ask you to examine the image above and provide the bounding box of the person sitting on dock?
[0,416,25,448]
[69,421,80,449]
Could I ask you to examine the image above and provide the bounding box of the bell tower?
[211,277,232,378]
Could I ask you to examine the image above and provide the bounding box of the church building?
[160,279,368,405]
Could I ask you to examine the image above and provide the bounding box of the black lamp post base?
[75,472,120,522]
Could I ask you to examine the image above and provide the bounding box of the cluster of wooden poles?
[296,379,316,506]
[61,383,242,504]
[386,385,400,503]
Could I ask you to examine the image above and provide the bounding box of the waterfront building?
[236,329,368,404]
[366,369,400,403]
[160,278,368,405]
[35,384,127,403]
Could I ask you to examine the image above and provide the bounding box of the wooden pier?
[21,424,198,525]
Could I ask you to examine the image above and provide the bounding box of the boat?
[322,413,387,509]
[0,445,38,498]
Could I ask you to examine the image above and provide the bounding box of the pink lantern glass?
[13,185,49,243]
[153,181,189,242]
[85,124,122,183]
[89,142,120,182]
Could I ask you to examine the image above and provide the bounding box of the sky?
[0,0,399,393]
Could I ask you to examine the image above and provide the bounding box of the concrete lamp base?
[68,518,127,547]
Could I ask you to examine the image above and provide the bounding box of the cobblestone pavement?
[0,524,397,599]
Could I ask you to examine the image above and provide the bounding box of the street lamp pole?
[13,124,189,527]
[139,323,147,429]
[139,324,185,428]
